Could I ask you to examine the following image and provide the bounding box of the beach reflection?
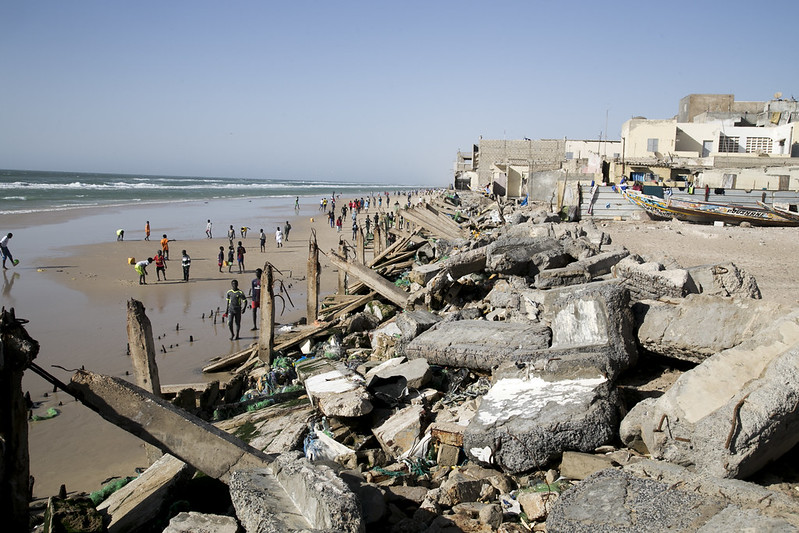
[2,270,19,299]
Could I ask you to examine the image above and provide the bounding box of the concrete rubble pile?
[21,191,799,532]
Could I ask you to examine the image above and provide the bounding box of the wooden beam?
[258,264,274,365]
[307,236,319,323]
[327,251,409,308]
[126,299,161,396]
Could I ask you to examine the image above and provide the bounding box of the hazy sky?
[2,1,798,185]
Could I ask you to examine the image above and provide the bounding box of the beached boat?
[757,201,799,222]
[620,188,799,226]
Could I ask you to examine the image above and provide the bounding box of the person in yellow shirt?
[160,234,171,260]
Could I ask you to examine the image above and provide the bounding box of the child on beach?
[275,227,284,248]
[228,225,235,245]
[206,219,213,239]
[153,250,167,281]
[259,229,266,252]
[336,216,342,232]
[135,258,152,285]
[225,279,247,340]
[227,245,234,273]
[217,246,225,272]
[145,221,150,241]
[249,268,262,330]
[236,241,246,273]
[181,250,191,282]
[284,221,291,241]
[240,226,250,238]
[160,234,170,260]
[116,229,124,241]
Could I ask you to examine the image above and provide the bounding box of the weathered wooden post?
[356,227,365,264]
[374,224,382,255]
[0,307,39,531]
[258,264,274,365]
[307,235,319,323]
[337,239,347,294]
[126,299,161,396]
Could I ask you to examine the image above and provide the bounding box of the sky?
[2,1,798,186]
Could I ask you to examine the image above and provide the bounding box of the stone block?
[437,443,461,467]
[686,261,761,299]
[621,309,799,479]
[546,460,799,532]
[372,405,426,459]
[431,422,465,447]
[463,368,620,475]
[438,472,484,506]
[408,263,442,286]
[486,236,573,276]
[366,357,431,389]
[395,309,441,341]
[296,358,372,417]
[612,254,690,301]
[517,491,558,522]
[163,512,239,533]
[559,451,614,480]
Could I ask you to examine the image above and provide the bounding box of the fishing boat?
[620,188,799,226]
[757,201,799,222]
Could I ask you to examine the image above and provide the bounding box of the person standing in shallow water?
[217,246,225,272]
[0,233,16,269]
[153,250,167,281]
[225,279,247,340]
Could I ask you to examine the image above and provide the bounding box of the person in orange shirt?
[160,234,171,260]
[145,220,151,241]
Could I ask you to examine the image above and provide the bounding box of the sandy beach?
[1,193,392,498]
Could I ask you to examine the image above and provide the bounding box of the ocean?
[0,169,419,215]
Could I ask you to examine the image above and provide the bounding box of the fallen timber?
[327,250,411,307]
[57,370,362,531]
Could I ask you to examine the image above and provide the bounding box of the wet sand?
[0,194,383,498]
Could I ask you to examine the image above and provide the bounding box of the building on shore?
[454,93,799,201]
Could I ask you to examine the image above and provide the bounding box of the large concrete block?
[686,261,761,299]
[612,255,690,301]
[463,369,619,474]
[635,295,785,363]
[485,236,573,276]
[547,460,799,532]
[163,512,239,533]
[621,310,799,479]
[365,357,431,389]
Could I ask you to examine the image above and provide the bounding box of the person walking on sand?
[135,257,152,285]
[227,245,235,273]
[259,229,266,252]
[181,250,191,281]
[275,227,283,248]
[217,246,225,273]
[249,268,262,330]
[228,225,235,245]
[1,233,17,269]
[160,234,171,260]
[295,197,300,211]
[236,241,246,273]
[145,221,150,241]
[336,216,342,233]
[284,221,291,241]
[153,250,167,281]
[225,279,247,340]
[206,219,213,239]
[352,220,358,242]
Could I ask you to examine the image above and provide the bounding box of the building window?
[745,137,773,154]
[646,138,658,152]
[718,135,741,153]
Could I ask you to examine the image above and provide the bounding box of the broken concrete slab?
[366,357,431,390]
[295,357,372,417]
[620,309,799,479]
[634,294,785,363]
[546,459,799,532]
[97,453,194,533]
[163,512,239,533]
[215,400,313,455]
[686,261,761,299]
[408,263,442,286]
[395,309,442,342]
[405,320,551,372]
[463,369,620,475]
[69,371,272,483]
[485,236,573,276]
[535,249,630,289]
[372,404,426,459]
[612,254,690,301]
[230,452,364,533]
